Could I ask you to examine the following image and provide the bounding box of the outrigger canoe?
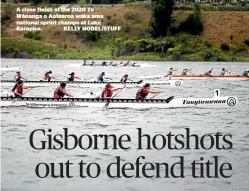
[0,80,183,88]
[65,63,156,68]
[0,67,22,72]
[137,74,249,80]
[0,95,238,109]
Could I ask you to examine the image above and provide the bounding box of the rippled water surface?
[1,59,249,191]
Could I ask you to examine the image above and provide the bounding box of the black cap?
[49,71,52,73]
[101,72,105,75]
[60,82,66,87]
[144,83,150,87]
[70,72,75,75]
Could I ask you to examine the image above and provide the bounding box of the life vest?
[101,88,113,98]
[136,87,149,99]
[15,74,21,82]
[98,75,104,82]
[14,85,23,96]
[68,74,75,81]
[45,72,51,81]
[181,71,187,75]
[242,71,247,76]
[220,70,225,76]
[120,76,127,83]
[205,71,211,75]
[168,69,173,75]
[54,86,65,98]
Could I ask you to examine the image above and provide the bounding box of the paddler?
[181,69,191,75]
[11,80,33,98]
[120,74,129,87]
[101,82,123,99]
[168,68,176,75]
[97,72,105,82]
[204,69,213,76]
[97,72,112,82]
[68,72,81,81]
[83,59,87,65]
[90,61,95,66]
[14,71,27,82]
[220,68,228,76]
[44,71,55,81]
[123,61,130,66]
[167,68,177,80]
[136,83,161,100]
[242,69,249,76]
[54,82,73,98]
[102,61,108,66]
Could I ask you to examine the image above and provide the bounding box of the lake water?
[1,59,249,191]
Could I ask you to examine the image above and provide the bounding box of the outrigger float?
[137,74,249,80]
[0,80,183,88]
[0,90,238,109]
[0,67,23,72]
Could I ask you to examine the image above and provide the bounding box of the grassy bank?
[2,37,249,61]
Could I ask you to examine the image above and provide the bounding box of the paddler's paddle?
[104,87,124,108]
[148,92,160,100]
[148,93,174,103]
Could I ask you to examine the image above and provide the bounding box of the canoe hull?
[0,67,23,72]
[0,96,238,109]
[137,75,249,80]
[0,80,183,88]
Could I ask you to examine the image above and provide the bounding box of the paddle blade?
[166,96,174,103]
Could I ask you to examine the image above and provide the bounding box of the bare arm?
[23,86,33,89]
[105,77,112,80]
[149,89,161,94]
[112,87,123,91]
[75,77,81,80]
[65,90,73,97]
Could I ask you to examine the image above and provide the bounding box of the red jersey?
[54,86,65,98]
[136,87,149,99]
[45,72,52,81]
[14,85,23,96]
[101,88,113,98]
[68,74,75,81]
